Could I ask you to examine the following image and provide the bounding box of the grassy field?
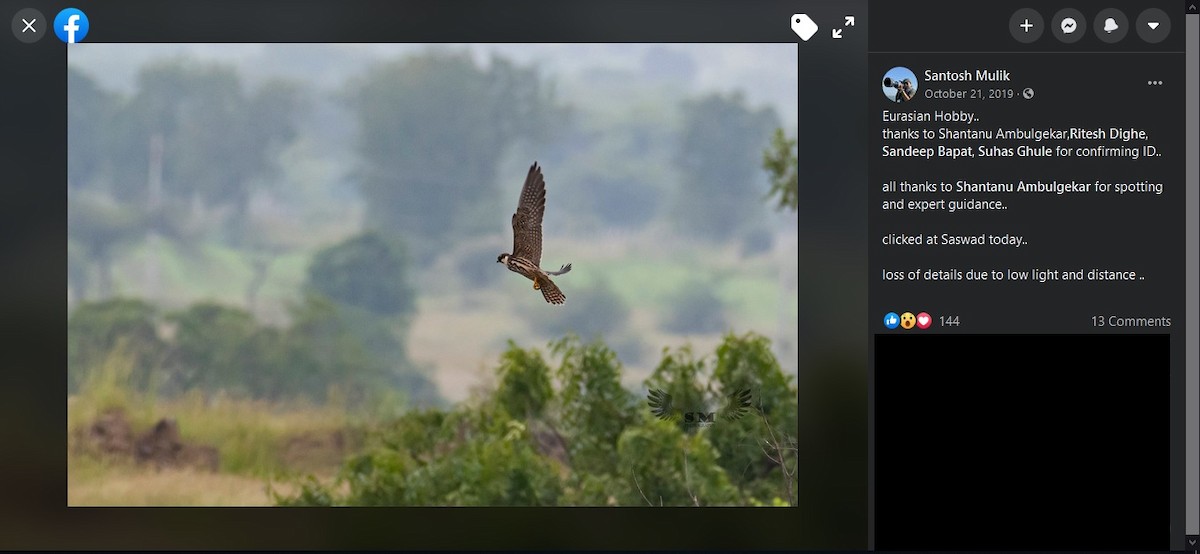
[68,352,359,505]
[68,457,286,506]
[68,395,351,505]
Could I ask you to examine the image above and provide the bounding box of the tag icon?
[792,14,818,41]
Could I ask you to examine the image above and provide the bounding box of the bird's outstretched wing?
[717,388,752,421]
[511,162,546,266]
[647,389,682,421]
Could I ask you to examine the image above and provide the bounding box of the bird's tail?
[545,263,572,276]
[539,277,566,304]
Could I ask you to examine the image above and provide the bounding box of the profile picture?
[882,66,918,103]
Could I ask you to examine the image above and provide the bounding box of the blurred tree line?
[69,51,788,300]
[273,332,797,506]
[68,232,440,406]
[675,92,779,240]
[348,52,567,263]
[68,62,301,300]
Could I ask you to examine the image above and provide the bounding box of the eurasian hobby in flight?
[497,162,572,304]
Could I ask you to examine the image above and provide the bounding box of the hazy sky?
[69,43,798,128]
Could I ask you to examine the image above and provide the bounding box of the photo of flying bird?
[497,162,573,304]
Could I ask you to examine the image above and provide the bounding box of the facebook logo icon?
[54,8,89,44]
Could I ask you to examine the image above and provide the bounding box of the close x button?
[11,8,46,43]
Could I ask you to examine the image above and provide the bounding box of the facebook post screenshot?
[0,0,1196,551]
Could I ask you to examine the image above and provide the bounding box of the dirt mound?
[78,409,135,457]
[75,410,219,472]
[134,418,220,472]
[134,418,182,464]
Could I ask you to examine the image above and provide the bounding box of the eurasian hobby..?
[497,162,572,304]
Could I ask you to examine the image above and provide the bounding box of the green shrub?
[494,341,554,420]
[272,334,796,506]
[706,332,797,502]
[615,421,738,506]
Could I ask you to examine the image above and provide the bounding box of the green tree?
[67,190,150,299]
[305,232,415,320]
[165,302,259,394]
[300,232,437,404]
[706,332,798,504]
[274,334,801,507]
[644,345,709,433]
[236,325,294,401]
[762,127,798,212]
[616,422,738,506]
[493,340,554,420]
[552,336,636,475]
[285,294,436,405]
[105,60,299,241]
[68,298,165,392]
[67,67,117,190]
[278,406,562,506]
[675,93,779,240]
[348,52,562,261]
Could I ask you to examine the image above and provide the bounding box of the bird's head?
[497,253,510,264]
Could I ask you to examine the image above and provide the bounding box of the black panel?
[875,333,1168,551]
